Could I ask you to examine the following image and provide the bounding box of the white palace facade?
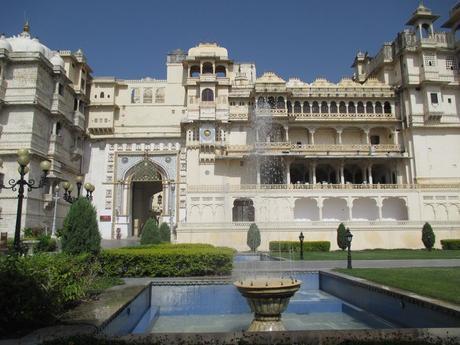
[1,4,460,250]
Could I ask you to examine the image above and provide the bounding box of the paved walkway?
[234,259,460,272]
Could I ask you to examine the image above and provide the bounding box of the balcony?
[71,146,83,160]
[199,75,216,83]
[291,112,396,121]
[51,94,68,115]
[73,110,85,130]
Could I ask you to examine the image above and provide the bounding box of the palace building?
[0,4,459,250]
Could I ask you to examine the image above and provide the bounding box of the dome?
[50,53,65,68]
[188,43,228,59]
[0,34,12,51]
[6,23,54,60]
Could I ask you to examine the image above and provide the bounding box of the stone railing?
[229,113,250,120]
[186,183,460,193]
[292,112,395,120]
[254,143,401,153]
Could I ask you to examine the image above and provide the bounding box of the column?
[364,128,370,144]
[336,128,343,145]
[286,159,291,185]
[347,198,353,221]
[284,125,289,142]
[317,198,323,221]
[368,164,373,185]
[340,162,345,185]
[256,163,260,184]
[309,129,316,144]
[376,198,383,220]
[393,129,399,145]
[312,162,317,184]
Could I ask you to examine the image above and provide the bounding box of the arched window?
[357,101,364,113]
[143,88,153,103]
[303,101,310,113]
[201,88,214,101]
[232,199,255,222]
[257,96,265,107]
[215,65,226,77]
[100,91,105,98]
[375,102,383,113]
[366,101,374,113]
[155,88,165,103]
[321,101,329,113]
[312,101,319,113]
[294,101,301,113]
[268,96,276,109]
[348,101,356,113]
[384,101,391,114]
[190,65,200,77]
[131,88,140,104]
[202,62,213,74]
[330,101,338,113]
[55,122,62,135]
[276,96,285,109]
[339,101,347,113]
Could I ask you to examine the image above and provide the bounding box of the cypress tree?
[140,218,161,245]
[337,223,347,251]
[247,223,261,252]
[159,222,171,243]
[422,222,435,251]
[61,198,101,255]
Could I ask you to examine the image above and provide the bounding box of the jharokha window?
[232,199,255,222]
[202,88,214,102]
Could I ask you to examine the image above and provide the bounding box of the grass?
[335,267,460,305]
[270,249,460,260]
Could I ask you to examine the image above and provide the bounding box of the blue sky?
[1,0,455,82]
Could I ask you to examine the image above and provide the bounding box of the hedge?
[440,239,460,250]
[100,243,235,277]
[269,241,330,252]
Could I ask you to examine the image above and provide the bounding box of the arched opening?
[100,91,105,98]
[232,199,255,222]
[372,164,394,184]
[312,101,320,113]
[260,157,285,184]
[339,101,347,113]
[202,62,213,74]
[276,96,285,109]
[323,198,347,221]
[384,101,391,114]
[352,198,378,220]
[366,101,374,113]
[294,198,319,221]
[344,164,363,184]
[259,123,286,142]
[375,102,383,113]
[215,65,226,77]
[257,96,265,107]
[348,101,356,113]
[143,88,153,103]
[382,198,408,220]
[293,101,301,113]
[357,101,365,113]
[316,164,337,184]
[321,101,329,113]
[290,162,309,184]
[129,159,165,237]
[303,101,310,113]
[202,88,214,101]
[330,101,338,113]
[190,65,200,77]
[421,23,431,38]
[268,96,276,109]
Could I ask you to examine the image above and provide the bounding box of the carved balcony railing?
[291,112,396,121]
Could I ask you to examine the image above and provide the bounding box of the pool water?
[131,272,397,334]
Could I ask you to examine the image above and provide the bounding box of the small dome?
[0,34,12,51]
[50,53,65,68]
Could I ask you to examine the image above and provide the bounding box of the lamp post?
[0,149,50,252]
[51,185,60,237]
[299,232,305,260]
[169,181,175,242]
[346,228,353,269]
[62,179,95,204]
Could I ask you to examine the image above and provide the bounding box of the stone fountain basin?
[234,279,301,297]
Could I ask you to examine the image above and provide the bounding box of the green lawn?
[335,267,460,305]
[270,249,460,260]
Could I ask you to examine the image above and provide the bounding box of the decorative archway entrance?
[129,158,164,237]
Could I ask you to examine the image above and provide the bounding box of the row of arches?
[257,96,392,114]
[190,63,227,77]
[230,197,408,222]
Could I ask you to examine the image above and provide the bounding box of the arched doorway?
[129,158,164,237]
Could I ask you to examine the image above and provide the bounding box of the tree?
[422,222,435,251]
[159,222,171,243]
[61,198,101,255]
[140,218,161,245]
[337,223,347,251]
[247,223,261,252]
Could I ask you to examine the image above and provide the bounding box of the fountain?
[234,278,301,331]
[234,99,301,332]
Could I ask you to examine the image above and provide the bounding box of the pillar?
[347,198,353,220]
[312,162,317,184]
[309,129,315,145]
[340,162,345,185]
[364,129,370,144]
[393,129,399,146]
[377,198,383,220]
[286,160,291,185]
[256,163,261,184]
[368,164,373,185]
[284,125,289,142]
[317,198,323,221]
[336,129,343,145]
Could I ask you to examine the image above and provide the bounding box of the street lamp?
[51,185,60,237]
[346,228,353,269]
[0,149,50,252]
[62,179,95,204]
[299,232,305,260]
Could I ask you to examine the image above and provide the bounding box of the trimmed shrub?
[159,222,171,243]
[247,223,261,252]
[440,239,460,250]
[337,223,347,251]
[269,241,331,252]
[61,198,101,255]
[422,222,435,250]
[100,243,235,277]
[35,234,57,252]
[140,218,161,245]
[0,253,103,336]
